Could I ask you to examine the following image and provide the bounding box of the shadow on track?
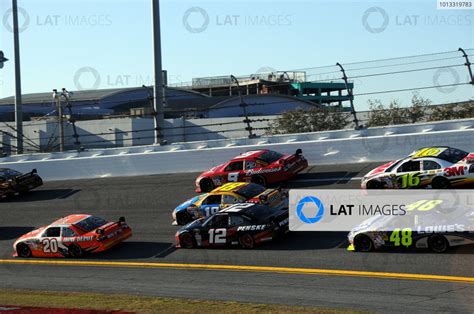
[261,232,348,251]
[1,189,81,202]
[86,241,175,260]
[281,171,360,188]
[0,227,35,240]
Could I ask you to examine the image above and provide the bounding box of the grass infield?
[0,289,363,313]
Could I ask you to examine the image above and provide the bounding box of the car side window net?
[43,227,61,237]
[225,161,244,172]
[203,195,222,205]
[398,161,421,172]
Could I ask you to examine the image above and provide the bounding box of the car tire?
[428,235,449,253]
[68,244,83,258]
[239,233,255,249]
[199,178,214,193]
[431,177,450,189]
[366,181,382,189]
[179,233,196,249]
[251,175,266,187]
[353,234,374,252]
[176,211,193,226]
[16,243,32,258]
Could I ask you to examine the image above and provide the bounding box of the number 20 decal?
[209,228,226,244]
[42,238,58,253]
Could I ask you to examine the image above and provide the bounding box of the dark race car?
[0,168,43,198]
[195,149,308,192]
[175,203,289,249]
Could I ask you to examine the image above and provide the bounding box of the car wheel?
[179,233,196,249]
[68,244,83,258]
[251,175,266,187]
[239,233,255,249]
[431,177,450,189]
[428,235,449,253]
[366,181,382,189]
[16,243,32,258]
[199,178,214,193]
[176,212,193,226]
[353,235,374,252]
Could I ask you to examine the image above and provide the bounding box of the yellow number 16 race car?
[361,147,474,189]
[172,182,287,225]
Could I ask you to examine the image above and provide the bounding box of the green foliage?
[367,93,431,127]
[429,101,474,121]
[269,107,350,134]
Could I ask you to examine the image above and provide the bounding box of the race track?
[0,162,473,313]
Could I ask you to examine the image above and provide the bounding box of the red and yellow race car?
[195,149,308,192]
[13,214,132,258]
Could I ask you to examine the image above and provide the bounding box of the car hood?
[179,218,205,232]
[14,226,45,244]
[365,160,400,178]
[174,194,206,213]
[197,164,226,178]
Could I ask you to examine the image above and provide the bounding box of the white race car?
[361,147,474,189]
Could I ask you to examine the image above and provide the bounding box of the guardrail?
[0,119,473,181]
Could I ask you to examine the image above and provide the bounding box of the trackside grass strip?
[0,289,365,314]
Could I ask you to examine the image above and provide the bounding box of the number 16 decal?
[42,238,58,253]
[209,228,226,244]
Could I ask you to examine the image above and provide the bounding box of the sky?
[0,0,472,110]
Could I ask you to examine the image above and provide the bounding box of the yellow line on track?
[0,259,472,284]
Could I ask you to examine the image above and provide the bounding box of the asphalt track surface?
[0,162,473,313]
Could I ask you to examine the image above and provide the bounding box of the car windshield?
[234,183,266,199]
[75,216,108,232]
[257,151,284,164]
[437,147,469,163]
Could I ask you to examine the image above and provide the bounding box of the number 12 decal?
[209,228,226,244]
[42,238,58,253]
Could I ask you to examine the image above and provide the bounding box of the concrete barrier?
[0,119,473,181]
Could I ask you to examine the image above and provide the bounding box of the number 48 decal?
[389,228,412,247]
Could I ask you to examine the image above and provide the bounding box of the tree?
[406,93,430,123]
[269,107,350,134]
[366,99,391,127]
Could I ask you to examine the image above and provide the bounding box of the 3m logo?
[444,166,465,177]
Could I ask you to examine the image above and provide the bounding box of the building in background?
[0,71,353,122]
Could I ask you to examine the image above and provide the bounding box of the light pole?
[12,0,23,153]
[151,0,166,145]
[230,75,256,139]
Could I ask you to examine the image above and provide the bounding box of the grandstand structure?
[0,71,353,122]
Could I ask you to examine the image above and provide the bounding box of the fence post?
[459,48,474,85]
[62,88,82,151]
[336,62,361,130]
[230,75,257,138]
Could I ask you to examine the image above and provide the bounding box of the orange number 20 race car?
[13,214,132,258]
